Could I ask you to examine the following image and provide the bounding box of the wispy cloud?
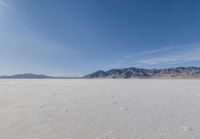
[0,0,28,18]
[138,47,200,65]
[110,44,200,68]
[125,46,177,60]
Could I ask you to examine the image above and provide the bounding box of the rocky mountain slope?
[84,67,200,78]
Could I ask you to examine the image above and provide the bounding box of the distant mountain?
[84,67,200,79]
[0,73,52,79]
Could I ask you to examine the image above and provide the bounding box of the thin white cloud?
[110,44,200,68]
[0,0,28,18]
[0,1,10,8]
[125,46,176,59]
[136,46,200,66]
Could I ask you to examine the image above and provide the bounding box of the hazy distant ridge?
[0,73,81,79]
[0,73,52,79]
[84,67,200,78]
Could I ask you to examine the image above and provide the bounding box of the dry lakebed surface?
[0,79,200,139]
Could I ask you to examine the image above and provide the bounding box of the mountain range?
[0,73,53,79]
[0,73,83,79]
[84,67,200,79]
[1,67,200,79]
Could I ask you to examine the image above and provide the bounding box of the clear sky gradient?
[1,0,200,76]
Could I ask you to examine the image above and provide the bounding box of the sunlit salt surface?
[0,79,200,139]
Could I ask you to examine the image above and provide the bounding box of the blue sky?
[1,0,200,76]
